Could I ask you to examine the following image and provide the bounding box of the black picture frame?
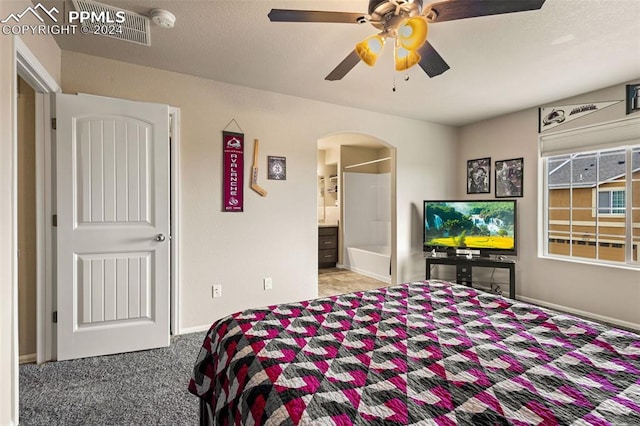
[495,158,523,198]
[626,84,640,115]
[267,156,286,180]
[467,157,491,194]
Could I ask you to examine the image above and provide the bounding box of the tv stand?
[425,256,516,299]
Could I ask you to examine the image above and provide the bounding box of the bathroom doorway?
[317,133,397,294]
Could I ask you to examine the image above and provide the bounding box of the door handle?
[155,234,166,242]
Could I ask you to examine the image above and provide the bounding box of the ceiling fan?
[268,0,546,81]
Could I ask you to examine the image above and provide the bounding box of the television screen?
[423,200,517,256]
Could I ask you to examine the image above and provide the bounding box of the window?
[597,189,625,215]
[540,118,640,267]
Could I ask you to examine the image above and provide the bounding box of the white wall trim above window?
[540,116,640,157]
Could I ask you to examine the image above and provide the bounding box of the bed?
[189,280,640,425]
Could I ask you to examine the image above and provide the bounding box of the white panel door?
[55,93,170,360]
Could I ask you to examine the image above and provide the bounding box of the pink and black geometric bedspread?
[189,280,640,425]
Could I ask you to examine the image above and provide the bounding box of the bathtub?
[343,245,391,284]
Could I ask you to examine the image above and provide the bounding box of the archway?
[317,132,397,290]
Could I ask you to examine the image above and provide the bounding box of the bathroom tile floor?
[318,267,389,298]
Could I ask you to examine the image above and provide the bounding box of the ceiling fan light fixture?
[355,35,385,66]
[268,0,547,81]
[398,17,428,50]
[394,45,421,71]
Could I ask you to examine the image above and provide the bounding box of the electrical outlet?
[212,285,222,298]
[263,277,273,290]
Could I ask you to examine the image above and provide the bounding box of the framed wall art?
[267,156,286,180]
[467,157,490,194]
[495,158,523,198]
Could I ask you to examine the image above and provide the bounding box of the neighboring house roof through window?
[548,150,640,188]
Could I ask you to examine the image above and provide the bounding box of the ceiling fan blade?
[417,41,450,78]
[268,9,365,24]
[325,50,362,81]
[425,0,546,23]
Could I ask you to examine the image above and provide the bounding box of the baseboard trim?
[517,295,640,332]
[19,353,36,364]
[178,324,212,335]
[344,266,391,284]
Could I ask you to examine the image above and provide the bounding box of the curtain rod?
[344,157,391,170]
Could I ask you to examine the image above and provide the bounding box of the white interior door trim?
[15,37,61,94]
[12,35,60,426]
[169,106,181,335]
[35,93,54,364]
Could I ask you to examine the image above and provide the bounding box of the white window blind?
[540,116,640,157]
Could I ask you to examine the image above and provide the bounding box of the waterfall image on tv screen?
[424,200,516,254]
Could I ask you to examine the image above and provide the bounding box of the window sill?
[538,254,640,271]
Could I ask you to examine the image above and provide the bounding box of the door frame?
[8,34,61,426]
[317,134,398,285]
[169,106,181,335]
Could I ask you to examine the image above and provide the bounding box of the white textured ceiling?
[50,0,640,126]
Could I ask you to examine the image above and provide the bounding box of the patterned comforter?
[189,280,640,425]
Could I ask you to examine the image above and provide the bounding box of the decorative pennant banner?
[222,131,244,212]
[539,100,622,132]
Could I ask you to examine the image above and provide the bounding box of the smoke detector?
[150,9,175,28]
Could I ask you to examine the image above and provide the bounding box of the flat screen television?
[423,200,517,256]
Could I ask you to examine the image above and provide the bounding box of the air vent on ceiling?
[72,0,150,46]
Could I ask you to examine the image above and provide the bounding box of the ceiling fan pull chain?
[392,68,396,92]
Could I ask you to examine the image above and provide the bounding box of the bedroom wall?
[458,80,640,330]
[0,4,62,422]
[60,51,458,332]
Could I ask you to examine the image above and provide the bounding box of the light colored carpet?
[19,332,206,425]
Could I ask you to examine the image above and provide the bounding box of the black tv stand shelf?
[425,256,516,299]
